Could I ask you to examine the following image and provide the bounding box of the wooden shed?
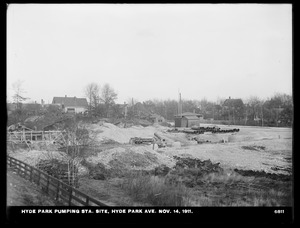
[174,112,202,128]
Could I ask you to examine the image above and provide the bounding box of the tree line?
[131,93,292,127]
[7,80,293,127]
[84,81,292,127]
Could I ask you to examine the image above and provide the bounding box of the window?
[67,108,75,113]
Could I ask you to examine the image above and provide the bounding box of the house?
[174,112,203,128]
[222,97,245,121]
[148,114,165,123]
[52,96,88,114]
[223,97,244,108]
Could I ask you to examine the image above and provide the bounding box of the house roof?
[182,116,200,120]
[149,113,164,119]
[223,98,243,107]
[52,97,88,107]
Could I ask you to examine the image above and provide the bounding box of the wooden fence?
[7,156,108,207]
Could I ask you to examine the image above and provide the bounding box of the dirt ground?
[84,122,292,175]
[7,122,293,206]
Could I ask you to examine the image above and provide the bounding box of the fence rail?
[7,155,108,207]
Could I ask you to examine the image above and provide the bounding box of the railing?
[7,156,108,207]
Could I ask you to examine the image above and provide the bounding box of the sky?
[7,4,292,104]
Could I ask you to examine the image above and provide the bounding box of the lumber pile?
[129,137,155,145]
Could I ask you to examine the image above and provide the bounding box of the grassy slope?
[7,168,64,206]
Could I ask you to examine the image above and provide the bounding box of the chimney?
[178,92,182,116]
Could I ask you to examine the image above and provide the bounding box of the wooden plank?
[37,172,41,186]
[71,195,86,206]
[29,167,33,182]
[68,189,73,206]
[59,194,69,204]
[59,187,70,195]
[85,196,90,206]
[46,176,50,194]
[56,181,60,200]
[89,197,108,207]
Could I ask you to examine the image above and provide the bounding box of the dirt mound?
[85,145,175,172]
[85,122,176,145]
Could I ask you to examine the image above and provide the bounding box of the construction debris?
[234,169,292,182]
[129,137,155,145]
[173,156,223,174]
[154,164,171,176]
[8,123,33,132]
[167,126,240,134]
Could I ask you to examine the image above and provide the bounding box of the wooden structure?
[174,112,203,128]
[7,156,108,206]
[7,130,64,144]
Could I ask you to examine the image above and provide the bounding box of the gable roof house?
[222,97,245,121]
[52,96,88,114]
[148,113,165,123]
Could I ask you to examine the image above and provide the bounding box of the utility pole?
[261,103,264,127]
[276,105,281,127]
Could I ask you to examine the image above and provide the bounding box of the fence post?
[37,172,41,186]
[46,175,50,194]
[85,196,90,206]
[16,160,20,175]
[68,188,73,206]
[56,181,60,201]
[30,166,33,182]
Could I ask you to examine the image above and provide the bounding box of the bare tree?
[126,97,139,107]
[245,96,265,124]
[100,83,118,117]
[59,119,97,186]
[84,83,100,112]
[12,80,28,110]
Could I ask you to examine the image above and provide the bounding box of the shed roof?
[182,116,200,120]
[52,97,88,107]
[175,112,203,118]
